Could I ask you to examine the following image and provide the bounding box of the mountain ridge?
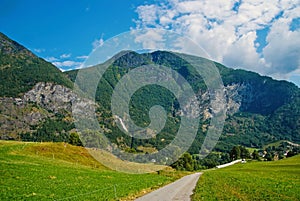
[0,32,73,97]
[0,32,299,154]
[65,50,300,151]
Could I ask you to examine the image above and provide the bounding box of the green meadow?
[192,155,300,201]
[2,140,299,201]
[0,141,181,201]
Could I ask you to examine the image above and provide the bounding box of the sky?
[0,0,299,87]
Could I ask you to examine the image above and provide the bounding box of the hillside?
[192,155,300,200]
[65,51,300,153]
[0,32,73,97]
[0,32,299,155]
[0,140,179,200]
[0,33,77,140]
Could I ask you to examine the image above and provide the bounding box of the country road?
[135,172,202,201]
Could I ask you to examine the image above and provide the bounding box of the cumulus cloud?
[60,53,71,59]
[263,17,300,75]
[48,53,86,71]
[134,0,300,85]
[45,56,58,62]
[133,29,166,50]
[52,60,83,69]
[76,55,89,59]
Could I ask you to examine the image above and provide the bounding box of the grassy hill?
[0,140,181,200]
[192,155,300,200]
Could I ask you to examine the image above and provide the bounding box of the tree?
[201,158,217,169]
[69,132,83,146]
[230,146,241,160]
[252,150,260,160]
[265,152,273,161]
[240,146,251,159]
[171,152,195,171]
[286,151,296,158]
[80,130,108,149]
[220,153,231,164]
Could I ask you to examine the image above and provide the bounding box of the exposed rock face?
[0,80,251,140]
[22,81,252,123]
[0,97,49,139]
[24,82,76,113]
[180,83,252,119]
[24,82,97,115]
[0,82,96,140]
[224,83,246,115]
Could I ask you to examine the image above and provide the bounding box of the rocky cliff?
[0,82,95,140]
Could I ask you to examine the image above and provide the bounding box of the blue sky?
[0,0,151,60]
[0,0,299,87]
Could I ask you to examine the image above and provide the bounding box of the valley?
[0,31,300,200]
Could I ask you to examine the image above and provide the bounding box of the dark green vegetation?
[20,115,75,143]
[0,32,300,159]
[171,151,231,170]
[171,142,300,171]
[229,145,250,160]
[0,32,72,97]
[0,141,180,200]
[261,141,300,161]
[192,155,300,201]
[65,51,300,154]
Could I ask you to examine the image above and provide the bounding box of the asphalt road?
[135,172,202,201]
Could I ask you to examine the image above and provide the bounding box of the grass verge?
[192,155,300,201]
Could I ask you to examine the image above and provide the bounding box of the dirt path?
[135,172,202,201]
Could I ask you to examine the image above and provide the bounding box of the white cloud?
[76,55,89,59]
[92,35,104,50]
[52,60,83,69]
[224,31,262,70]
[136,4,161,27]
[45,56,58,62]
[46,54,87,71]
[134,0,300,85]
[33,48,45,53]
[60,53,71,59]
[263,17,300,75]
[133,29,166,50]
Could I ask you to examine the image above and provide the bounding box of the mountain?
[0,32,299,154]
[0,33,85,141]
[0,32,73,97]
[65,51,300,152]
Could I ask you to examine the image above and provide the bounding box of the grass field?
[192,155,300,201]
[0,141,182,200]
